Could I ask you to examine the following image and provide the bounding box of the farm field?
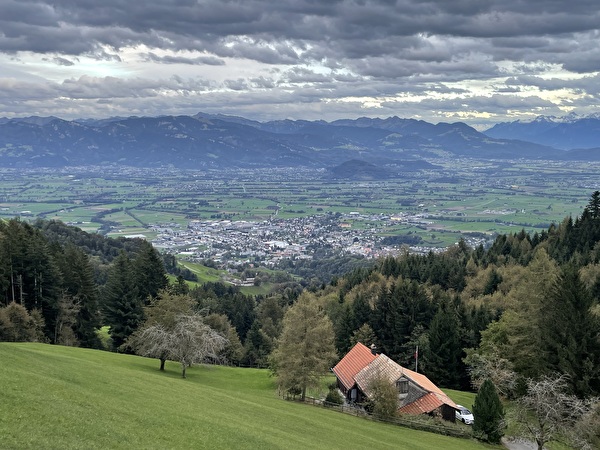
[0,158,597,246]
[0,343,498,449]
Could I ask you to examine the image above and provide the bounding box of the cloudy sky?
[1,0,600,127]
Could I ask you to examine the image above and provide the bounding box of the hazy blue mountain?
[485,114,600,150]
[0,112,588,170]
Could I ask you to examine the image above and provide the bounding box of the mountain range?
[0,112,598,170]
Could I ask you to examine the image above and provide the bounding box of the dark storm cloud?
[3,1,599,63]
[1,0,600,124]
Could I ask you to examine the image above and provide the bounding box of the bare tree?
[136,313,227,378]
[54,292,81,346]
[514,374,598,450]
[464,349,517,398]
[128,290,196,370]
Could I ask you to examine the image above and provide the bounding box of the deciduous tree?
[129,290,196,369]
[368,371,399,420]
[135,313,227,378]
[269,292,337,400]
[514,374,597,450]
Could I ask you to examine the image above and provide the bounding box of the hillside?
[0,343,488,449]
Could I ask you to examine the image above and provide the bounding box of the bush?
[325,389,344,405]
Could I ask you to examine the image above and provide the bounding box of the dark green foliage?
[472,379,504,444]
[586,190,600,219]
[192,282,256,341]
[482,269,502,295]
[102,252,144,350]
[426,300,464,389]
[34,219,148,264]
[56,244,102,348]
[131,241,168,303]
[278,255,372,287]
[541,265,600,397]
[371,278,435,362]
[378,246,469,292]
[242,320,272,367]
[325,389,344,405]
[0,219,62,341]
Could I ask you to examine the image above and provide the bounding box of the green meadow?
[1,160,596,246]
[1,343,497,450]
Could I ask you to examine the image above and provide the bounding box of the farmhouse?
[332,342,457,421]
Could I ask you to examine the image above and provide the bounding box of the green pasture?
[0,161,596,247]
[0,343,498,450]
[178,260,224,283]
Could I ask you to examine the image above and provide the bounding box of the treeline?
[0,218,294,367]
[0,218,168,348]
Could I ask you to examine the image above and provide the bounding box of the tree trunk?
[160,358,166,371]
[301,385,306,401]
[181,363,186,378]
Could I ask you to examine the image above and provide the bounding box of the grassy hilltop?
[1,343,492,449]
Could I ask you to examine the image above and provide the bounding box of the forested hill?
[314,191,600,397]
[2,192,600,400]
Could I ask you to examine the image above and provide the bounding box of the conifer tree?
[58,244,101,348]
[132,241,168,303]
[103,252,144,350]
[472,378,505,444]
[541,265,600,396]
[427,300,463,388]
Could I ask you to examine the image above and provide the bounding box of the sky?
[1,0,600,128]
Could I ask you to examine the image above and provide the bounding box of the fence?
[293,396,472,439]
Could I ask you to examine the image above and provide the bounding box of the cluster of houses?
[151,212,487,269]
[332,343,459,422]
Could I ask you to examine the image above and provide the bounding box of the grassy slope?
[1,343,498,450]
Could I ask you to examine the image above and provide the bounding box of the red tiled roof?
[332,342,378,391]
[399,392,444,415]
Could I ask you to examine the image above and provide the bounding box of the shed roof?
[331,342,377,391]
[399,392,445,415]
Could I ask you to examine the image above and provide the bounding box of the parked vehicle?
[455,405,474,424]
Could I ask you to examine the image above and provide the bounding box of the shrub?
[325,389,344,405]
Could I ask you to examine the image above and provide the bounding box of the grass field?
[0,343,500,449]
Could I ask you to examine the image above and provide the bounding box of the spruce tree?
[472,378,504,444]
[103,252,144,350]
[427,300,463,388]
[541,265,600,396]
[132,241,168,303]
[58,245,101,348]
